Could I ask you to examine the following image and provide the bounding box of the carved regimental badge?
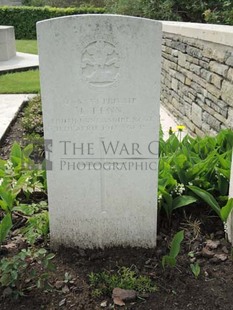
[81,40,120,87]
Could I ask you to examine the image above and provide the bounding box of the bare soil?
[0,103,233,310]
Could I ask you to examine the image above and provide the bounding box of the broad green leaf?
[169,230,184,258]
[23,144,34,158]
[217,168,230,180]
[0,191,15,210]
[173,154,187,169]
[173,195,197,210]
[220,198,233,222]
[217,154,230,170]
[13,204,35,216]
[0,213,12,244]
[188,185,221,217]
[0,200,9,212]
[217,172,229,196]
[46,253,55,260]
[37,248,47,255]
[10,156,22,167]
[10,142,22,160]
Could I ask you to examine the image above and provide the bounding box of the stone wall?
[161,22,233,136]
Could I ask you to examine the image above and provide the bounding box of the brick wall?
[161,22,233,136]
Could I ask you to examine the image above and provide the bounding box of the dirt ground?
[0,105,233,310]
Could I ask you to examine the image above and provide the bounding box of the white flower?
[174,183,185,196]
[0,178,3,186]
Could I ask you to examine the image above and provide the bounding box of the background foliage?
[105,0,233,24]
[0,0,232,40]
[0,6,105,39]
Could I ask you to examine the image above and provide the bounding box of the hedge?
[0,6,105,39]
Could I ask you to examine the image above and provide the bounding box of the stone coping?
[0,25,14,30]
[0,52,39,73]
[161,21,233,47]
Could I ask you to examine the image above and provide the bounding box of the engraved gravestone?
[37,15,162,249]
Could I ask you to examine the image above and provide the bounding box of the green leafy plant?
[188,185,233,223]
[162,230,184,268]
[0,213,12,245]
[22,96,43,136]
[158,129,233,221]
[0,142,47,244]
[21,211,49,245]
[0,248,55,297]
[190,262,201,279]
[89,266,156,297]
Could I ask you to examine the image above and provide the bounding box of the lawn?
[0,40,40,94]
[16,40,38,55]
[0,70,40,94]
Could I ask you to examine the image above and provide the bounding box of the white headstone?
[0,26,16,61]
[227,151,233,243]
[37,15,162,249]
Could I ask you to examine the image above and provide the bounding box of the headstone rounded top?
[36,14,162,25]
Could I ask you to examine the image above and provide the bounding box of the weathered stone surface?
[207,92,218,103]
[199,60,209,69]
[202,46,226,63]
[178,51,187,68]
[210,73,222,89]
[171,41,186,53]
[190,73,206,89]
[226,56,233,67]
[227,68,233,82]
[226,108,233,129]
[186,46,202,58]
[200,69,212,82]
[203,111,221,131]
[206,83,221,99]
[185,77,192,86]
[186,55,199,65]
[175,71,185,83]
[192,102,202,127]
[161,27,232,138]
[163,52,178,63]
[183,95,192,105]
[195,126,206,137]
[196,92,205,103]
[204,104,226,123]
[171,78,178,92]
[171,49,178,57]
[209,61,228,77]
[207,99,228,118]
[202,122,211,132]
[190,64,201,75]
[221,80,233,106]
[184,102,192,118]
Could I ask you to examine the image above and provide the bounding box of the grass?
[0,40,40,94]
[0,70,40,94]
[16,40,38,55]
